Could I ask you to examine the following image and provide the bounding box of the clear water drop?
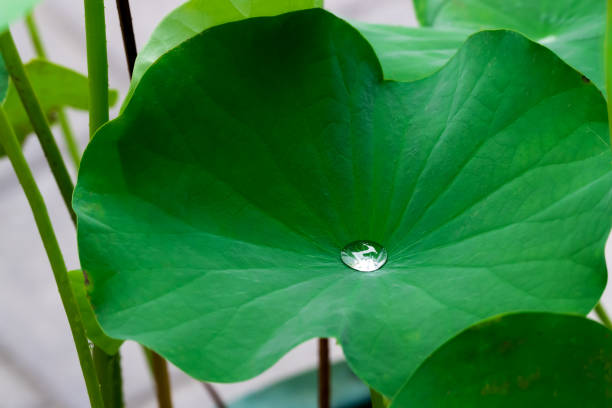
[340,240,387,272]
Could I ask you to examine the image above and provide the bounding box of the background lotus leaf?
[0,59,118,157]
[411,0,605,91]
[392,313,612,407]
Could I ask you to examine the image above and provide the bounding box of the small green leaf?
[412,0,605,91]
[391,313,612,407]
[74,10,612,396]
[124,0,323,109]
[0,59,118,156]
[0,0,39,33]
[68,270,123,355]
[230,362,369,408]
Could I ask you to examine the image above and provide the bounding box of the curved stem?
[115,0,137,77]
[595,303,612,329]
[57,110,81,167]
[26,12,81,168]
[0,105,104,408]
[83,0,109,136]
[318,338,330,408]
[0,30,76,225]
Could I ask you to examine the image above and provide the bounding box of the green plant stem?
[83,0,109,136]
[0,30,76,225]
[25,12,81,168]
[142,348,174,408]
[595,303,612,329]
[25,13,46,58]
[0,105,104,408]
[93,347,124,408]
[83,2,126,404]
[370,388,388,408]
[57,110,81,167]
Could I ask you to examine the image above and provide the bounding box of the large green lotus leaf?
[0,0,39,32]
[124,0,323,109]
[0,59,118,156]
[412,0,605,91]
[74,10,612,396]
[391,313,612,407]
[354,22,468,82]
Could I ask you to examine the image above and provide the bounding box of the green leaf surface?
[0,0,39,33]
[74,10,612,396]
[412,0,605,91]
[391,313,612,407]
[354,22,468,82]
[124,0,322,109]
[0,59,118,156]
[230,362,369,408]
[68,270,123,355]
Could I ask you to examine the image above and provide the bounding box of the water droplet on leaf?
[340,241,387,272]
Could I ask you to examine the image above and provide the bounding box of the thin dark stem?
[151,351,173,408]
[201,382,226,408]
[115,0,137,77]
[318,338,330,408]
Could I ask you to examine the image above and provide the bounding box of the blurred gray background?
[0,0,610,407]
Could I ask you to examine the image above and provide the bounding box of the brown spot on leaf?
[517,368,541,389]
[481,382,510,395]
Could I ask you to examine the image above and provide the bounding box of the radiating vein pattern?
[74,9,612,397]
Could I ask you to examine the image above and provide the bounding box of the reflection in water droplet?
[340,241,387,272]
